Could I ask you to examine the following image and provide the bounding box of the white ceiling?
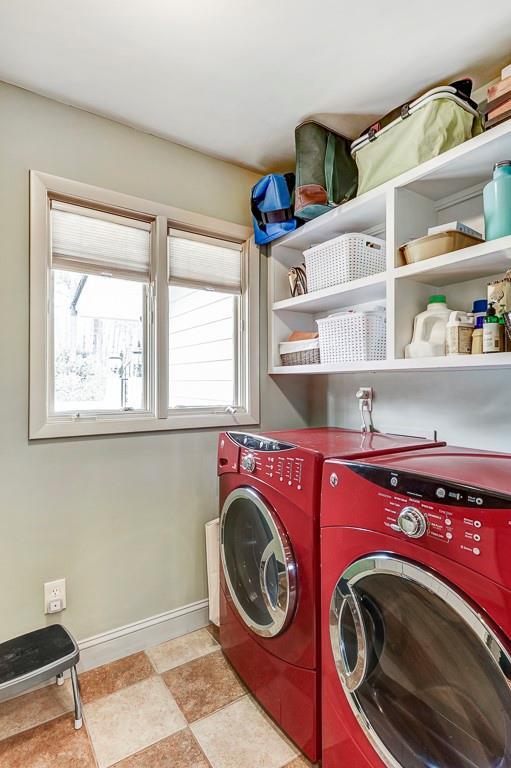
[1,0,511,172]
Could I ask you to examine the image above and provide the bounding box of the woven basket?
[304,233,385,293]
[279,338,320,366]
[317,310,386,363]
[280,348,321,366]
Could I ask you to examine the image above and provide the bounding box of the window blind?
[51,201,151,279]
[168,229,242,294]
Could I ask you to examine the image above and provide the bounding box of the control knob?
[391,506,427,538]
[241,453,256,473]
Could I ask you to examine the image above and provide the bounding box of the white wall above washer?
[0,0,510,171]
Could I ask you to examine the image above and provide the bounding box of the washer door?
[220,487,297,638]
[330,554,511,768]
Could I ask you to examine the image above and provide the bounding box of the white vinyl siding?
[169,287,237,408]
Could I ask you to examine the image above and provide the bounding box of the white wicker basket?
[304,233,385,293]
[317,310,386,363]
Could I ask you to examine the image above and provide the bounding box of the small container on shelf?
[316,309,386,364]
[400,230,483,265]
[304,233,385,293]
[279,338,320,366]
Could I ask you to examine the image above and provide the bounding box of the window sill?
[29,411,259,440]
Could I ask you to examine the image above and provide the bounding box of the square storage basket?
[279,338,320,366]
[316,310,386,363]
[304,233,385,293]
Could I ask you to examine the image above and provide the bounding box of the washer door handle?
[259,539,286,624]
[338,592,369,692]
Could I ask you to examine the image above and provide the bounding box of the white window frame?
[30,170,259,439]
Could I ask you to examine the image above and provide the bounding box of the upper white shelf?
[273,119,511,253]
[394,235,511,286]
[273,184,387,251]
[272,271,386,313]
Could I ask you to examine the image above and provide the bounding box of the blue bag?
[251,173,297,245]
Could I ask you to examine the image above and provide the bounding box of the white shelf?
[394,235,511,286]
[270,353,511,375]
[274,184,387,251]
[272,272,386,313]
[274,119,511,254]
[268,118,511,375]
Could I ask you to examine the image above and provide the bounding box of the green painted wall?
[0,82,310,641]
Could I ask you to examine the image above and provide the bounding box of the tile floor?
[0,625,315,768]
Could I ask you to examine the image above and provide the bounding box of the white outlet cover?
[43,578,66,614]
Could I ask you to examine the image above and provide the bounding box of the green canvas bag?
[352,81,483,196]
[294,121,358,220]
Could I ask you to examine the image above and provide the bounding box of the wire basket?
[316,310,386,363]
[304,233,385,293]
[279,339,320,366]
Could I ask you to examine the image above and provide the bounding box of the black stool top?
[0,625,78,685]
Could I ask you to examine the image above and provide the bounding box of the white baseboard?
[77,598,210,672]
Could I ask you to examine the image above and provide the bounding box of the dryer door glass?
[330,555,511,768]
[220,487,297,638]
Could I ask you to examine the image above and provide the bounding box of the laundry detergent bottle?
[484,161,511,240]
[405,295,451,358]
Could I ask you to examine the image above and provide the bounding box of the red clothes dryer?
[321,446,511,768]
[217,428,441,762]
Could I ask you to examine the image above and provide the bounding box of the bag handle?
[325,133,336,204]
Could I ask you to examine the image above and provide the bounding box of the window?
[168,231,244,411]
[50,202,151,417]
[30,172,259,438]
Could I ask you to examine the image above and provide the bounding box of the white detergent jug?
[405,295,452,358]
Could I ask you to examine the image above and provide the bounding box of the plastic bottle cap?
[472,299,488,313]
[428,294,447,304]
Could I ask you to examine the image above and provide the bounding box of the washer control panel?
[239,448,306,491]
[218,431,315,502]
[329,461,511,583]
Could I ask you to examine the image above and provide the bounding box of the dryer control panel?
[217,431,318,506]
[323,461,511,585]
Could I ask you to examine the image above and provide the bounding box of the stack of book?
[486,63,511,129]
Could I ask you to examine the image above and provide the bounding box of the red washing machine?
[321,446,511,768]
[217,428,441,762]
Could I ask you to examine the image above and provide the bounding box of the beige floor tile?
[113,728,211,767]
[283,757,316,768]
[79,651,154,704]
[191,696,297,768]
[0,680,74,739]
[146,629,219,673]
[84,676,186,768]
[162,650,245,722]
[0,713,95,768]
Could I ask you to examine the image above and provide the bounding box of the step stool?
[0,625,82,729]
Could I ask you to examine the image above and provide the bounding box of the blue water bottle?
[484,161,511,240]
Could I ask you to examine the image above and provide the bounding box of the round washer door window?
[220,487,297,638]
[330,554,511,768]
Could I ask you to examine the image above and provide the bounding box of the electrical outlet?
[44,578,66,614]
